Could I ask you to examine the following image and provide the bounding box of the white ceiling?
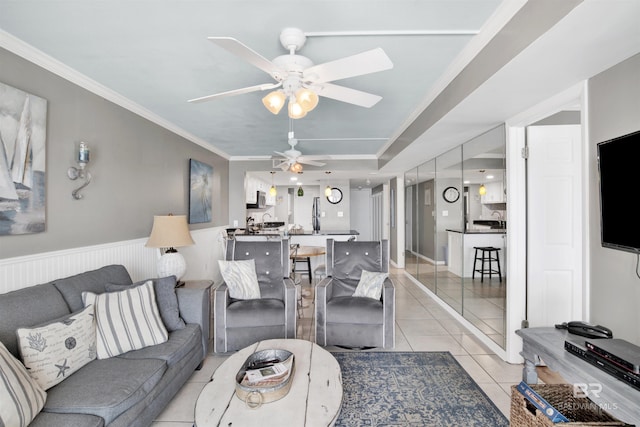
[1,1,639,188]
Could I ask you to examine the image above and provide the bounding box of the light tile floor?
[151,267,522,426]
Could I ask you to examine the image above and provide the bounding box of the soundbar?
[565,340,640,392]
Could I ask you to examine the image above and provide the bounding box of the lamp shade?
[262,91,286,115]
[296,88,319,112]
[145,215,194,249]
[288,100,307,119]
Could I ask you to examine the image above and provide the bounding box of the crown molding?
[0,29,230,160]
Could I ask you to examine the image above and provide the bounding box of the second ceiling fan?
[188,27,394,118]
[273,130,326,173]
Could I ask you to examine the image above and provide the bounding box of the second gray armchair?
[315,239,395,349]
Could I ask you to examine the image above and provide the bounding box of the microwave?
[246,191,267,209]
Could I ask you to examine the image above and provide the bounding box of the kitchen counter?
[447,230,506,277]
[227,229,359,238]
[287,230,360,236]
[447,229,506,234]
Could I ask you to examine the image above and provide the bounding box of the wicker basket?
[510,384,629,426]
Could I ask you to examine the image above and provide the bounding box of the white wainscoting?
[0,226,228,294]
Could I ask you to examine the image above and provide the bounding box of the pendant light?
[478,170,487,195]
[269,171,277,197]
[324,171,332,196]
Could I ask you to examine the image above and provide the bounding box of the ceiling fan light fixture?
[262,90,286,114]
[288,99,307,119]
[296,88,319,112]
[290,162,303,173]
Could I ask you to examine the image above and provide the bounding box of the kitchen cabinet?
[265,188,276,206]
[481,181,505,203]
[245,175,275,205]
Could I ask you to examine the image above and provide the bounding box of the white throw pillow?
[353,270,388,300]
[218,259,261,299]
[82,280,168,359]
[17,305,96,390]
[0,341,47,427]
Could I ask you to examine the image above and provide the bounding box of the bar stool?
[472,246,502,283]
[292,256,312,283]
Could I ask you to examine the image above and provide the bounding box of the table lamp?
[145,214,195,283]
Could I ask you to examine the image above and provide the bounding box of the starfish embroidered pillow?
[16,305,96,390]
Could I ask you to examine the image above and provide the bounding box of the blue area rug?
[332,351,508,426]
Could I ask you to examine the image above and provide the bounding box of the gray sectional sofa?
[0,264,211,427]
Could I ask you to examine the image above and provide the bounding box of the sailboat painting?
[0,82,47,235]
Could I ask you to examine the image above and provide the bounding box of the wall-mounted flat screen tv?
[597,129,640,253]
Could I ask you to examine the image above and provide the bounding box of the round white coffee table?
[195,339,343,427]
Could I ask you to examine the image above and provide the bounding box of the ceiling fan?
[273,131,326,172]
[188,28,394,117]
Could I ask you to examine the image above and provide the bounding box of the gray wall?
[588,53,640,344]
[0,47,229,259]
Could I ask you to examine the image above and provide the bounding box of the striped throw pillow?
[82,280,168,359]
[0,341,46,427]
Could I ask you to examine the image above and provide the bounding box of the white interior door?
[527,124,583,327]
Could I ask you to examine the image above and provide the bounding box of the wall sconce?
[67,141,92,200]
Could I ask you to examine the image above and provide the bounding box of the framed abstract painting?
[0,82,47,235]
[188,159,212,224]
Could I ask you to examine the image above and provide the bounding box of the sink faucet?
[491,211,503,220]
[262,212,272,223]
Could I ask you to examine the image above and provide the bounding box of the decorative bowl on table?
[235,349,295,408]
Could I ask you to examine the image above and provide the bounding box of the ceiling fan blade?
[207,37,282,77]
[297,158,326,167]
[188,83,280,103]
[314,83,382,108]
[272,159,290,170]
[273,151,290,158]
[303,48,393,84]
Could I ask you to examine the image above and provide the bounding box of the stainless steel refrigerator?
[312,196,320,232]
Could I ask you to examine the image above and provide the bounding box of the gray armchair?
[315,239,395,349]
[214,237,296,353]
